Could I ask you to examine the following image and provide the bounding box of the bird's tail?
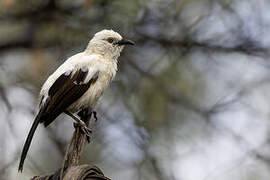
[18,114,41,172]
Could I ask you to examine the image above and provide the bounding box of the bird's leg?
[77,109,93,143]
[64,111,92,138]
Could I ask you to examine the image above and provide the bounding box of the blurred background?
[1,0,270,179]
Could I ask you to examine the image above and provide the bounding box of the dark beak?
[115,39,135,46]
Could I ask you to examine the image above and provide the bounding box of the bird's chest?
[89,71,114,99]
[69,64,116,111]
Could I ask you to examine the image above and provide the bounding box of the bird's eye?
[107,38,114,43]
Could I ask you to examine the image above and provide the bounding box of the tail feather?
[18,114,41,172]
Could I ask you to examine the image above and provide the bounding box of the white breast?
[68,54,117,112]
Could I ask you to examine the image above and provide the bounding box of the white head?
[86,29,134,60]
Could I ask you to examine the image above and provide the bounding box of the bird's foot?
[81,125,92,143]
[66,110,92,142]
[73,121,92,142]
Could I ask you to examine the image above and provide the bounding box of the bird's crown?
[93,29,123,42]
[86,29,133,61]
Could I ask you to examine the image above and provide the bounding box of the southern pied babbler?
[18,29,134,172]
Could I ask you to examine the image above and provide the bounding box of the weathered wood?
[60,121,90,179]
[31,165,111,180]
[63,165,111,180]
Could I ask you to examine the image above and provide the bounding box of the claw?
[73,120,92,142]
[92,111,98,122]
[80,124,91,134]
[86,136,90,143]
[85,131,91,143]
[80,125,92,143]
[65,111,92,142]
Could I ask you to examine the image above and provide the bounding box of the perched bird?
[18,29,134,172]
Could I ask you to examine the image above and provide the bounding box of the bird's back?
[40,52,85,100]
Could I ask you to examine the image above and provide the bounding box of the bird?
[18,29,134,172]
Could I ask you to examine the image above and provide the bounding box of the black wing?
[18,67,99,172]
[41,67,99,127]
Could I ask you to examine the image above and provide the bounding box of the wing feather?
[40,68,98,127]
